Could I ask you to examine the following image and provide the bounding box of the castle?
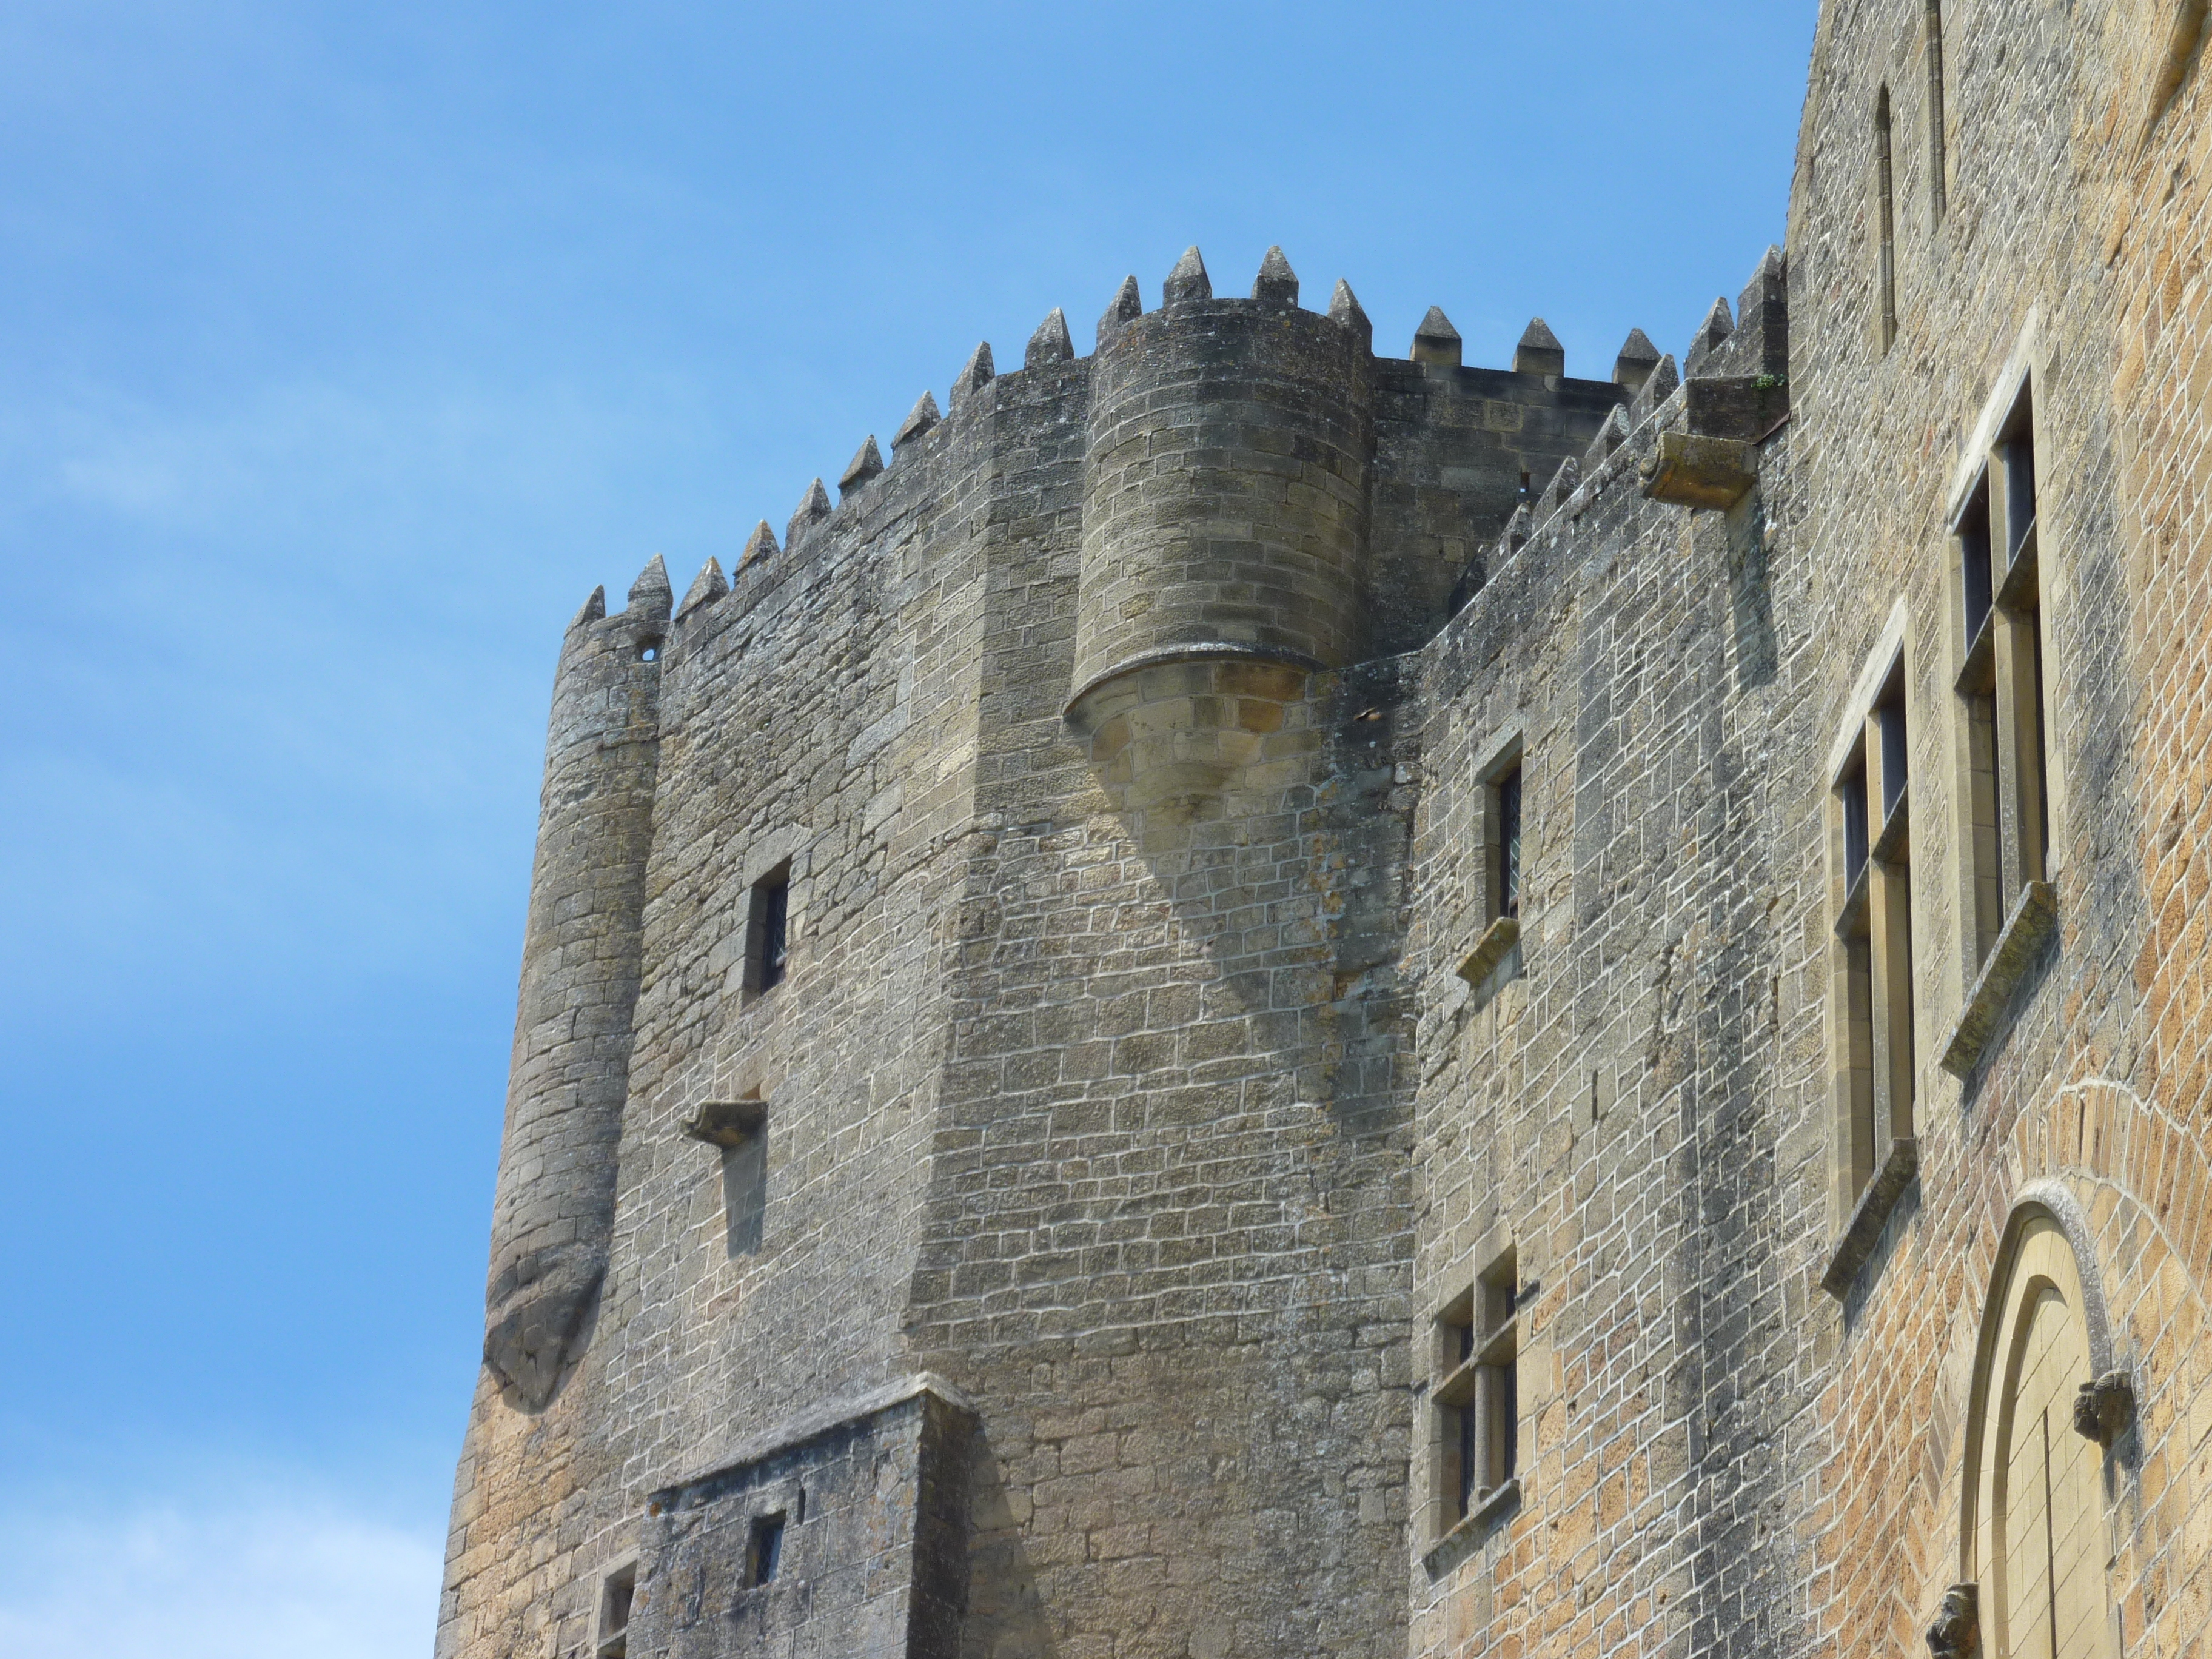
[435,1,2212,1655]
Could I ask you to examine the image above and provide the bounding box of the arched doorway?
[1961,1198,2117,1659]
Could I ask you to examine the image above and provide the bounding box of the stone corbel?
[1925,1583,1979,1659]
[2073,1370,2136,1446]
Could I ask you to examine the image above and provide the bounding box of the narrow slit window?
[746,862,792,995]
[1876,88,1899,350]
[1496,765,1523,922]
[1925,1,1949,224]
[1475,1254,1520,1497]
[748,1513,786,1587]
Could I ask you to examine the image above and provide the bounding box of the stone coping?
[659,1372,978,1499]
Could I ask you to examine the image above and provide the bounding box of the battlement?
[569,245,1733,691]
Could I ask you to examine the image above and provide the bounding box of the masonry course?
[438,4,2212,1655]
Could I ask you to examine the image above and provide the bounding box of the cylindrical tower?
[1071,247,1375,707]
[480,555,669,1412]
[1068,247,1375,815]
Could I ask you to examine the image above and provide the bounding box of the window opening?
[1496,765,1523,922]
[1925,1,1949,224]
[747,863,792,995]
[748,1513,786,1588]
[596,1561,637,1659]
[1955,379,2052,973]
[1842,756,1871,890]
[1429,1246,1521,1541]
[1879,695,1909,819]
[1960,481,1994,648]
[1876,88,1899,350]
[2005,396,2039,559]
[639,642,660,663]
[1831,654,1917,1220]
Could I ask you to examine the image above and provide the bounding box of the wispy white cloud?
[0,1486,440,1659]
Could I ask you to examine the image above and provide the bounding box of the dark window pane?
[1879,700,1908,818]
[1842,769,1869,886]
[1499,770,1523,921]
[2005,423,2037,558]
[1456,1406,1477,1520]
[752,1515,784,1586]
[1961,488,1993,646]
[756,874,789,991]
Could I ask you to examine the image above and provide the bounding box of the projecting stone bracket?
[2073,1370,2136,1446]
[1925,1583,1980,1659]
[1640,432,1760,510]
[1457,916,1521,989]
[1939,880,2057,1078]
[1822,1136,1919,1300]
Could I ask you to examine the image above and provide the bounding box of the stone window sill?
[1420,1478,1520,1577]
[1939,880,2057,1079]
[1820,1136,1919,1300]
[1457,916,1522,1011]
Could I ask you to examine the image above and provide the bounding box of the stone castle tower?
[437,2,2212,1657]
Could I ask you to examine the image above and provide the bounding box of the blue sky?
[0,1,1814,1648]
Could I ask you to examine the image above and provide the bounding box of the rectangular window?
[1430,1246,1520,1541]
[748,1513,786,1587]
[1460,742,1527,1005]
[1954,380,2051,972]
[595,1561,637,1659]
[746,863,792,996]
[1831,653,1917,1219]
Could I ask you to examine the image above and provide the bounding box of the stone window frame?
[1424,1239,1522,1554]
[745,859,794,999]
[733,1478,806,1598]
[1939,330,2062,1081]
[1820,602,1923,1299]
[594,1553,640,1659]
[1456,729,1526,1007]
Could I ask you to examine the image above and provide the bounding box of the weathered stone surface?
[442,13,2212,1658]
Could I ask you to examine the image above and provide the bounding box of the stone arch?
[1957,1187,2117,1659]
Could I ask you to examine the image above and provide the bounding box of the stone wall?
[438,10,2212,1649]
